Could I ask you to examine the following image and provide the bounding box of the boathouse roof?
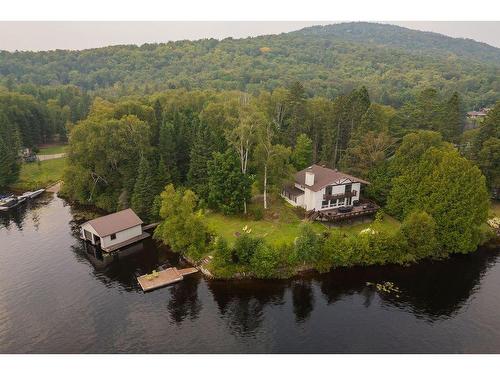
[295,164,369,192]
[83,208,143,237]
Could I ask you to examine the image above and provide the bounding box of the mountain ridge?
[0,22,498,108]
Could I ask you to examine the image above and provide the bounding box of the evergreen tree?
[387,132,489,255]
[207,149,251,215]
[292,134,313,170]
[151,99,163,146]
[0,110,21,188]
[284,81,307,145]
[154,157,170,193]
[442,92,463,142]
[131,156,154,221]
[187,127,212,199]
[158,121,180,183]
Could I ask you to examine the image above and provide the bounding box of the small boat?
[20,189,45,199]
[0,196,27,211]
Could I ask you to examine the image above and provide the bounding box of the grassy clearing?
[37,144,68,155]
[205,196,400,245]
[336,213,401,236]
[10,158,66,191]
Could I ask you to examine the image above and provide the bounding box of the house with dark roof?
[80,208,149,252]
[282,165,374,218]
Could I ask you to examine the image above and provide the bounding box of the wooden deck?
[137,267,199,292]
[307,203,379,222]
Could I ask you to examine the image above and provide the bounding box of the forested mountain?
[0,22,498,108]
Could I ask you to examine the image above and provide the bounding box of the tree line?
[59,83,497,221]
[0,85,90,188]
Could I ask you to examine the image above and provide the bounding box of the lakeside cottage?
[80,208,150,252]
[282,164,378,222]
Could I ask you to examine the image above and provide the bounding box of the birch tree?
[226,99,264,213]
[255,118,293,209]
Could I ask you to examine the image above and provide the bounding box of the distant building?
[281,164,378,222]
[80,208,149,252]
[466,108,490,120]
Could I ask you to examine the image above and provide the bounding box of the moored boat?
[0,196,27,211]
[20,188,45,199]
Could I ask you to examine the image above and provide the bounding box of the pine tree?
[292,134,313,170]
[442,92,463,142]
[0,111,21,188]
[154,156,171,194]
[187,127,212,199]
[151,99,163,146]
[284,81,307,145]
[158,121,180,183]
[131,156,154,221]
[207,149,251,215]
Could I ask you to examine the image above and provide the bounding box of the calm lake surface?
[1,192,500,353]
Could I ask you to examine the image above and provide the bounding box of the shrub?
[212,236,233,265]
[233,233,263,264]
[249,205,264,220]
[250,243,281,278]
[400,210,440,259]
[294,223,322,264]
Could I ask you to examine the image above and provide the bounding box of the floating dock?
[137,267,198,292]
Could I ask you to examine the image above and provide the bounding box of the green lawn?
[204,197,400,245]
[336,213,401,235]
[37,144,68,155]
[10,158,66,191]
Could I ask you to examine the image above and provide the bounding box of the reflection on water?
[1,193,500,353]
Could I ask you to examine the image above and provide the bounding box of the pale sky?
[0,21,499,51]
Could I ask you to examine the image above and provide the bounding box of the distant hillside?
[297,23,500,64]
[0,22,498,107]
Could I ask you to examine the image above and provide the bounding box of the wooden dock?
[142,222,159,231]
[137,267,198,292]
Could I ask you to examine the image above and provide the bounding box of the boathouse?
[80,208,150,252]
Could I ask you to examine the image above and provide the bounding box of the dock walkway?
[137,267,198,292]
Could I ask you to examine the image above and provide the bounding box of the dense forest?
[1,23,499,277]
[0,23,499,108]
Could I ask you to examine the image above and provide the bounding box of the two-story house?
[281,164,370,213]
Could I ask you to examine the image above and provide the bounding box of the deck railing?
[323,190,357,200]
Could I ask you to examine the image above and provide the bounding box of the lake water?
[1,192,500,353]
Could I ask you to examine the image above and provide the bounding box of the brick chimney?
[305,167,315,186]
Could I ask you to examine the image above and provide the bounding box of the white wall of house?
[100,225,142,249]
[80,224,142,249]
[313,181,362,211]
[282,179,363,212]
[283,194,302,206]
[81,223,99,245]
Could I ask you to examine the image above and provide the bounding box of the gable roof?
[295,164,369,192]
[83,208,143,237]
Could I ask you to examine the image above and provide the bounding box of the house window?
[325,185,332,196]
[330,199,338,207]
[322,200,328,208]
[110,233,116,240]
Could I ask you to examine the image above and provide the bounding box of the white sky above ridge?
[0,21,499,52]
